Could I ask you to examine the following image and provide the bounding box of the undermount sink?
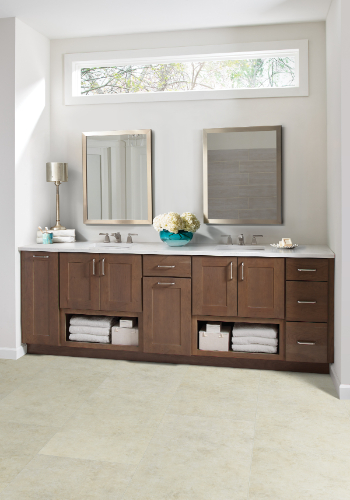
[89,242,133,249]
[216,245,265,251]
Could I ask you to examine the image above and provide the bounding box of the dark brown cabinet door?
[21,252,60,345]
[238,257,285,319]
[100,254,142,312]
[143,277,191,355]
[60,253,100,310]
[192,257,238,316]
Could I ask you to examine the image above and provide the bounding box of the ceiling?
[0,0,332,40]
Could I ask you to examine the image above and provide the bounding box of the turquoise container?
[159,229,193,247]
[42,232,53,244]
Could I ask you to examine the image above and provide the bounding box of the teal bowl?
[159,230,193,247]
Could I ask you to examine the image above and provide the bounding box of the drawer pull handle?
[297,341,316,345]
[157,265,175,268]
[101,258,105,276]
[297,300,317,304]
[298,269,317,272]
[157,282,175,285]
[33,255,49,258]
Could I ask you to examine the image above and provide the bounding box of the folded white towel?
[37,236,75,243]
[37,229,75,237]
[231,336,278,347]
[231,344,277,354]
[232,323,278,339]
[69,325,111,336]
[70,315,117,328]
[69,333,110,343]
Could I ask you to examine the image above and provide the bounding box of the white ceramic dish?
[270,243,299,249]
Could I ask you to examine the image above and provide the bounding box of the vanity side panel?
[21,251,60,345]
[328,259,334,363]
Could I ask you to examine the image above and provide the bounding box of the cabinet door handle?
[157,282,175,285]
[297,300,317,304]
[33,255,49,258]
[92,258,96,276]
[157,265,175,268]
[297,341,316,345]
[101,258,105,276]
[298,269,316,272]
[241,262,244,280]
[230,262,233,280]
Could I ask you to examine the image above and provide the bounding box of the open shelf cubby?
[191,316,285,361]
[60,309,143,352]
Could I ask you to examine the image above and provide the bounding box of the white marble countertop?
[18,242,335,259]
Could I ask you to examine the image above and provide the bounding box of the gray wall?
[51,22,327,246]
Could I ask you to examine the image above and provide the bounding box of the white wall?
[327,0,350,398]
[14,19,51,356]
[0,19,16,355]
[0,18,50,358]
[51,22,327,245]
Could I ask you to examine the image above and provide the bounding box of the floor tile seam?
[119,368,191,500]
[251,441,350,459]
[247,371,262,500]
[0,453,41,496]
[164,410,257,423]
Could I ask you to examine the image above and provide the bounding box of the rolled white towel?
[37,229,75,237]
[70,315,117,328]
[69,333,110,343]
[69,325,111,336]
[232,323,278,339]
[231,344,277,354]
[231,336,278,347]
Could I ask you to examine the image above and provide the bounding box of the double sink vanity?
[20,240,334,374]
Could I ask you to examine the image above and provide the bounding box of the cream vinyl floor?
[0,355,349,500]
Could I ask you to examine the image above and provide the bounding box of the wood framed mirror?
[83,130,152,225]
[203,126,282,225]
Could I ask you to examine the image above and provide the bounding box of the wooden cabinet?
[192,257,238,316]
[21,252,60,345]
[100,254,142,312]
[286,322,328,363]
[143,277,191,355]
[238,257,285,319]
[60,253,142,312]
[60,253,100,310]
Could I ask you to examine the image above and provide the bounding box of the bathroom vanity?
[19,243,334,373]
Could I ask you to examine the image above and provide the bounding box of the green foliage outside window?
[81,57,295,95]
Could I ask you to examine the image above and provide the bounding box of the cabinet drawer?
[286,322,327,363]
[143,255,191,277]
[286,282,328,322]
[286,258,328,281]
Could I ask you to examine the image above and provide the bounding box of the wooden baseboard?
[26,344,329,374]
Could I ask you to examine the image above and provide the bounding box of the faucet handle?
[220,235,233,245]
[127,233,138,243]
[99,233,110,243]
[251,234,263,245]
[111,232,121,243]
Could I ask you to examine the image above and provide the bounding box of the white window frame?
[64,40,308,105]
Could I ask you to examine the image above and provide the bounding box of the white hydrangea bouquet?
[153,212,200,247]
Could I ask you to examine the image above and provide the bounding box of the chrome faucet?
[99,233,110,243]
[251,234,263,245]
[220,235,233,245]
[127,233,138,243]
[111,232,121,243]
[238,234,245,245]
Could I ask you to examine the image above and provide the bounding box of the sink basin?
[216,245,265,251]
[89,243,133,249]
